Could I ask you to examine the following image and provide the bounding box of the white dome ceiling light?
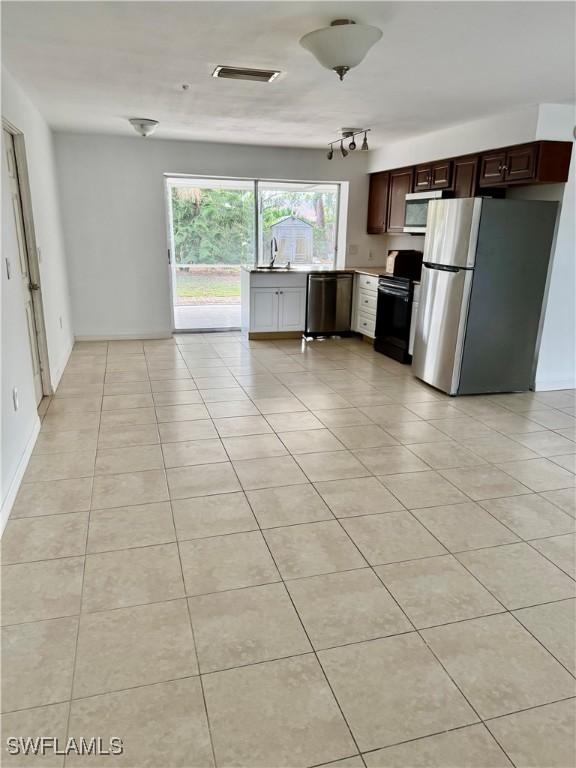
[299,19,382,81]
[128,118,159,137]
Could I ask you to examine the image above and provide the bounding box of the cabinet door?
[479,151,506,186]
[278,287,306,331]
[504,144,538,182]
[250,288,279,332]
[430,161,452,189]
[367,172,389,233]
[386,168,414,233]
[413,165,432,191]
[452,155,478,198]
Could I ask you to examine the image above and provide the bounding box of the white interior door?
[3,129,43,404]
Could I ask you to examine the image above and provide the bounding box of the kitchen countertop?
[243,265,419,284]
[242,265,351,274]
[243,264,385,275]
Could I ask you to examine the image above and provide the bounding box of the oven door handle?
[379,288,410,300]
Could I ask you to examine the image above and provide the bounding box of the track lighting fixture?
[325,128,370,160]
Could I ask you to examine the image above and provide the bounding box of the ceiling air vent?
[212,66,281,83]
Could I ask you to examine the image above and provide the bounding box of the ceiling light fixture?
[299,19,382,81]
[128,118,159,137]
[326,129,370,160]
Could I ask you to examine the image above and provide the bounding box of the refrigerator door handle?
[423,262,461,273]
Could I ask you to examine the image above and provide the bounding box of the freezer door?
[424,198,483,269]
[412,264,473,395]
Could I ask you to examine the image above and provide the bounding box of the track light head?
[361,131,369,151]
[340,140,348,158]
[327,146,334,160]
[349,138,357,151]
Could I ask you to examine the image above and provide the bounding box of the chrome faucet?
[269,237,278,268]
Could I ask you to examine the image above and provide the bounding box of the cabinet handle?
[279,291,283,295]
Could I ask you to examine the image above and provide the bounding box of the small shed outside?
[270,216,314,263]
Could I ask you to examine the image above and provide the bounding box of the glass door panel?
[168,177,255,330]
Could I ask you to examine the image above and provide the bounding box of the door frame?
[3,119,52,396]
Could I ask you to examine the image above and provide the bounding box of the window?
[258,181,340,267]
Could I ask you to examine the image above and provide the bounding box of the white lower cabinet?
[249,285,306,333]
[250,288,279,332]
[352,273,378,339]
[278,287,306,332]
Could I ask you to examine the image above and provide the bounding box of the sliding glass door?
[168,178,254,331]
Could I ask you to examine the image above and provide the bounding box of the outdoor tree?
[171,186,337,265]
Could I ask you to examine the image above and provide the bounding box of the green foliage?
[171,188,254,265]
[171,186,337,265]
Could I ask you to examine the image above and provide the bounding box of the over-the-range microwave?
[403,190,452,234]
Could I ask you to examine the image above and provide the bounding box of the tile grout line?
[61,339,107,762]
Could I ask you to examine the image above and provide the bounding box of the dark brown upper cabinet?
[366,172,390,234]
[479,142,572,187]
[413,161,452,191]
[451,155,479,198]
[430,161,452,189]
[505,144,538,182]
[479,151,507,185]
[387,168,414,233]
[413,165,432,191]
[366,141,571,235]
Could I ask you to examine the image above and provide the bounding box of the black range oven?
[374,276,414,363]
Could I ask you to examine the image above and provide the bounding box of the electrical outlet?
[368,251,374,260]
[348,244,359,256]
[12,387,19,411]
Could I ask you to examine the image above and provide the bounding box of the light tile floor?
[2,333,576,767]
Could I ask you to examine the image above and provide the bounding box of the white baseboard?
[0,417,41,537]
[75,331,172,341]
[534,377,576,392]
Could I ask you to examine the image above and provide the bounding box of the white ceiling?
[2,1,574,149]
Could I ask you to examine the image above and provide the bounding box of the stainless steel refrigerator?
[412,197,558,395]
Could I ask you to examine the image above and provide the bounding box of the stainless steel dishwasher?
[305,273,353,336]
